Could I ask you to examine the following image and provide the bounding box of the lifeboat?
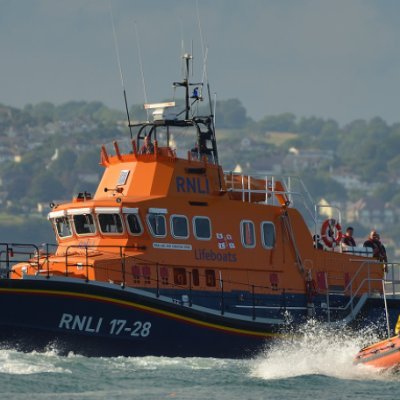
[0,50,397,358]
[355,335,400,370]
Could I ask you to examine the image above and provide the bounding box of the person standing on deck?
[343,226,356,246]
[363,230,387,262]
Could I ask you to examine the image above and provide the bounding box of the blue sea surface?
[0,323,398,400]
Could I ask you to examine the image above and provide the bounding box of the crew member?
[140,135,154,154]
[313,234,323,249]
[343,226,356,247]
[363,230,387,262]
[375,233,388,263]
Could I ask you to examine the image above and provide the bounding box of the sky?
[1,0,400,125]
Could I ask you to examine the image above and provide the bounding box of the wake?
[249,320,396,381]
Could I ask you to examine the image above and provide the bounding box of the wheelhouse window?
[170,215,189,239]
[147,213,167,237]
[55,216,72,238]
[98,213,123,234]
[126,214,143,235]
[193,216,211,240]
[261,222,276,249]
[73,214,96,235]
[241,220,256,248]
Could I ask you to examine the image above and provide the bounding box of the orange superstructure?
[9,132,384,301]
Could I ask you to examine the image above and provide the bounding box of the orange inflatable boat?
[355,335,400,370]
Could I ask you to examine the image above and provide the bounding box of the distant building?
[346,198,397,230]
[250,154,283,175]
[331,172,378,192]
[283,148,334,172]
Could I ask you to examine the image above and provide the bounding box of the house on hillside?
[250,153,283,175]
[283,147,334,172]
[331,171,378,192]
[346,198,397,230]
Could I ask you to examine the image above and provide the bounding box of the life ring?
[320,218,342,247]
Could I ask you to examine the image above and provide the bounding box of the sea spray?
[249,319,394,381]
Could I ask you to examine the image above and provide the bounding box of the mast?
[184,53,191,120]
[174,53,192,120]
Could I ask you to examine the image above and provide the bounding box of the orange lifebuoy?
[320,218,342,248]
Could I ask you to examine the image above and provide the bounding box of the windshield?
[54,216,72,238]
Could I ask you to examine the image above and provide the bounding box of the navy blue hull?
[0,278,397,358]
[0,279,277,358]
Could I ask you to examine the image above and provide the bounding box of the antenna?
[109,3,133,139]
[213,92,217,129]
[196,0,205,62]
[134,21,149,120]
[191,39,194,77]
[196,1,210,103]
[201,47,209,93]
[183,53,191,119]
[179,17,185,77]
[196,0,207,87]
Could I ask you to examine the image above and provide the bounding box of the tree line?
[1,99,400,212]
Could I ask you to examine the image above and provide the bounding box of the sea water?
[0,322,399,400]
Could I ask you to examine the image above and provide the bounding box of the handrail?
[329,277,384,312]
[2,240,396,324]
[224,172,318,228]
[64,244,140,284]
[383,262,400,297]
[320,259,384,318]
[344,259,383,294]
[0,242,56,277]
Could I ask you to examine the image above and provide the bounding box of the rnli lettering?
[59,313,103,333]
[58,313,152,338]
[194,249,237,262]
[176,176,210,194]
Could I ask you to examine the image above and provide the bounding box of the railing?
[222,173,354,248]
[0,242,58,278]
[322,259,388,322]
[223,173,318,228]
[0,242,299,320]
[384,262,400,297]
[0,241,395,324]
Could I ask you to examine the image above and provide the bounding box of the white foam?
[249,320,397,381]
[0,349,71,375]
[107,356,233,372]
